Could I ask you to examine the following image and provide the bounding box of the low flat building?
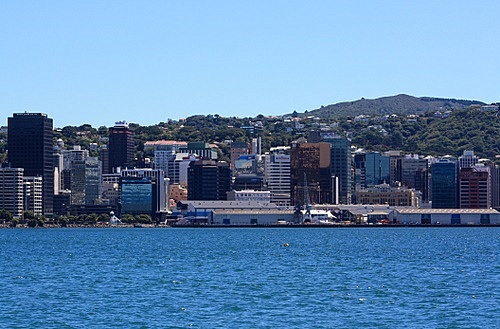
[211,209,295,225]
[394,208,500,225]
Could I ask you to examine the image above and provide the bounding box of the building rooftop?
[394,207,500,214]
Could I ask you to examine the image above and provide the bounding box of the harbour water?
[1,227,498,328]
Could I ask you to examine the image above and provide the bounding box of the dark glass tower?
[187,160,231,200]
[431,159,458,208]
[108,121,135,173]
[8,112,54,215]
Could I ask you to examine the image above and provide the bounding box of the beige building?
[356,183,420,207]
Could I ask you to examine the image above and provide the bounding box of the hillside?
[305,94,485,118]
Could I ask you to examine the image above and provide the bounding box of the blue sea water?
[0,227,498,328]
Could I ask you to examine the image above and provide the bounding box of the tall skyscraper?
[354,151,390,190]
[431,158,458,209]
[290,141,331,206]
[108,121,135,173]
[490,164,500,209]
[8,113,54,215]
[322,134,352,204]
[265,146,291,206]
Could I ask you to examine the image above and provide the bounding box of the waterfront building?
[187,160,231,200]
[23,176,43,216]
[0,167,24,217]
[84,157,101,205]
[356,183,421,207]
[459,165,490,209]
[70,160,86,205]
[226,190,271,202]
[173,200,290,225]
[290,141,332,206]
[394,208,500,225]
[322,134,352,204]
[108,121,135,173]
[119,168,169,216]
[491,165,500,209]
[431,158,458,208]
[8,112,54,215]
[264,147,291,207]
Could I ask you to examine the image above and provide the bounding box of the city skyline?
[2,1,499,128]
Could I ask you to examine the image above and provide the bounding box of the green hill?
[306,94,485,118]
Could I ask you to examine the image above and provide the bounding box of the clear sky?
[1,1,499,128]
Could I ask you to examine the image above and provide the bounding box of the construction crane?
[303,173,312,223]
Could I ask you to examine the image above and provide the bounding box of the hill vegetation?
[0,95,498,163]
[306,94,485,119]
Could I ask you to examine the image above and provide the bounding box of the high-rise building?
[0,167,24,217]
[386,150,403,186]
[490,165,500,209]
[459,165,490,209]
[187,160,231,200]
[290,142,331,206]
[23,176,43,216]
[354,151,390,190]
[431,158,458,208]
[323,134,352,204]
[108,121,135,173]
[365,152,390,187]
[264,146,291,206]
[8,113,54,215]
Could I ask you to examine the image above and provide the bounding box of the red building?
[459,166,490,209]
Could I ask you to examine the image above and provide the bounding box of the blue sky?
[1,1,499,128]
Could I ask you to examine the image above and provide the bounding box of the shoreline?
[1,223,500,229]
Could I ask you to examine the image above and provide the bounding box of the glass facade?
[365,152,390,187]
[120,177,153,214]
[431,160,458,208]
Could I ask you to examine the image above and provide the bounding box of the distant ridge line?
[300,94,486,119]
